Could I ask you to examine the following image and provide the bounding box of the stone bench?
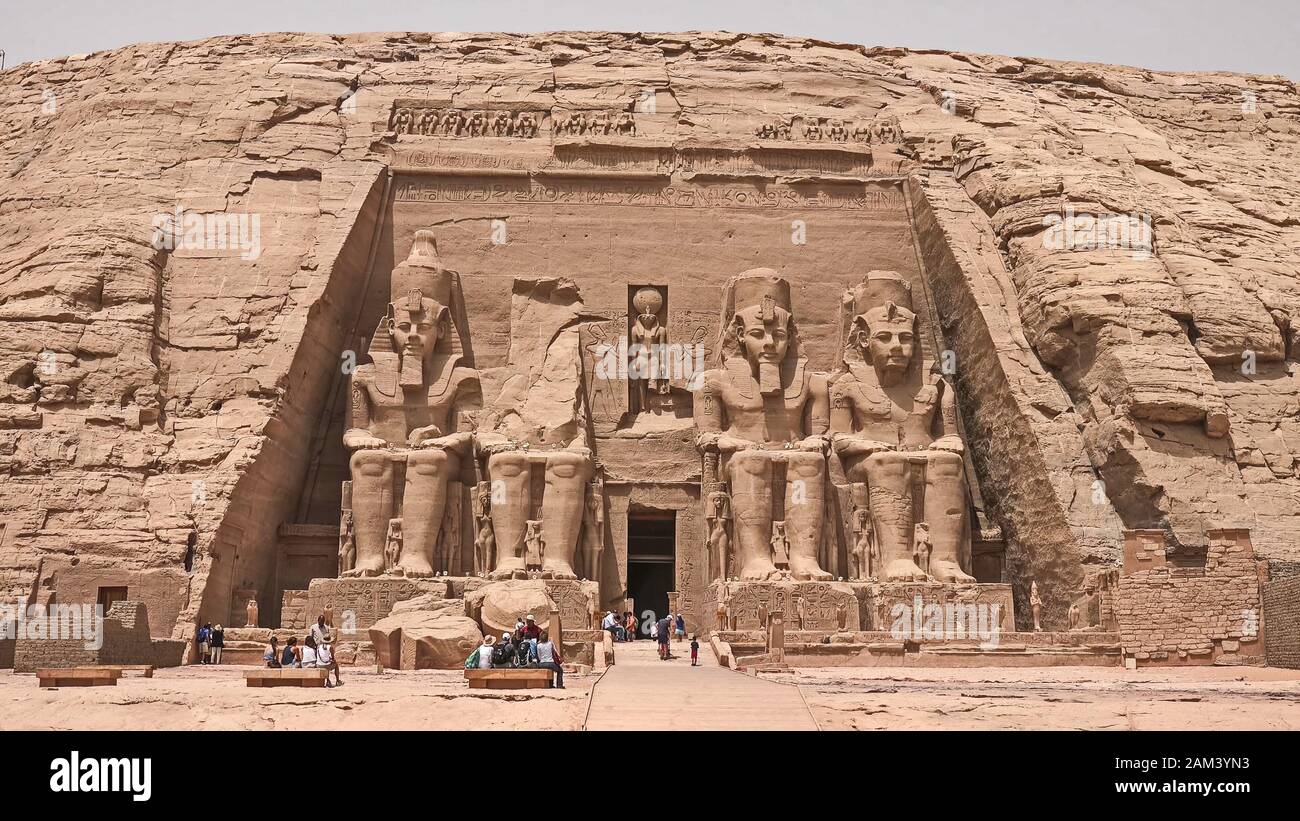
[37,668,122,687]
[243,668,330,687]
[88,664,154,677]
[464,668,554,690]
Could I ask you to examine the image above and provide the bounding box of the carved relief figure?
[524,520,545,570]
[342,231,481,578]
[630,286,669,413]
[803,116,823,140]
[417,109,437,135]
[515,112,539,137]
[338,509,356,575]
[851,506,874,580]
[694,270,833,581]
[770,521,790,569]
[706,491,731,582]
[829,271,973,583]
[384,518,403,572]
[490,111,512,136]
[391,107,413,133]
[580,475,605,581]
[913,522,933,576]
[614,112,636,136]
[827,119,849,142]
[1030,580,1043,632]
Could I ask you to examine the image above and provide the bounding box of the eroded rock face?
[2,31,1298,637]
[367,611,482,670]
[466,579,555,638]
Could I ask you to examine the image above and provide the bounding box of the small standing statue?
[524,520,545,571]
[912,523,933,578]
[384,519,403,574]
[757,601,769,629]
[836,602,848,632]
[706,491,731,582]
[851,507,874,580]
[795,595,807,630]
[629,286,669,414]
[1030,580,1044,632]
[338,510,356,576]
[472,482,495,575]
[770,521,790,571]
[1067,602,1081,631]
[581,476,605,581]
[245,598,258,628]
[715,584,731,632]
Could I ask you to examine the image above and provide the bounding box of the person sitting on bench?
[280,636,301,668]
[264,636,281,668]
[535,630,564,689]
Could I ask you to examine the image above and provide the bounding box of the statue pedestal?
[707,579,861,632]
[866,581,1015,634]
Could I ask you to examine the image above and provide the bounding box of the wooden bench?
[37,668,122,688]
[243,668,330,687]
[464,668,554,690]
[88,664,154,678]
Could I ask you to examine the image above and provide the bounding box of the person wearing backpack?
[465,634,496,670]
[491,633,516,667]
[196,623,211,664]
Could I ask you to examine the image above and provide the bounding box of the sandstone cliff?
[1,31,1296,637]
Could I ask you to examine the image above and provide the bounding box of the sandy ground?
[4,662,1299,730]
[0,665,593,731]
[768,665,1300,730]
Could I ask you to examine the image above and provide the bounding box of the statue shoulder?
[449,365,481,391]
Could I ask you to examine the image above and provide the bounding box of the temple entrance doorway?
[626,509,675,638]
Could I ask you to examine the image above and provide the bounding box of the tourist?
[521,614,541,662]
[465,634,495,669]
[656,614,672,660]
[264,636,281,668]
[196,622,211,664]
[535,629,564,689]
[210,624,225,664]
[675,613,686,643]
[491,632,516,667]
[601,610,624,641]
[317,637,342,687]
[648,615,658,644]
[690,635,700,666]
[624,611,636,642]
[280,636,301,668]
[310,615,331,646]
[301,635,319,668]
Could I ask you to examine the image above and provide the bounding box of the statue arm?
[343,376,386,450]
[416,369,480,452]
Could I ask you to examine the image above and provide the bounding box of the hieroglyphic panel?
[718,581,859,631]
[544,579,599,629]
[580,319,629,433]
[866,582,1015,633]
[307,578,439,631]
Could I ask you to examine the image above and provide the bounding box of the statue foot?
[342,561,384,578]
[739,560,779,581]
[930,560,976,584]
[399,562,435,578]
[884,559,931,582]
[789,558,833,581]
[488,557,526,580]
[542,562,578,580]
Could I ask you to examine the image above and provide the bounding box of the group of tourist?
[262,615,343,687]
[465,613,565,688]
[600,611,688,645]
[195,622,225,664]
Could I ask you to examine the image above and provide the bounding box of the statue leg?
[540,451,593,579]
[399,449,459,578]
[724,451,778,580]
[863,451,928,581]
[487,451,531,577]
[345,450,392,577]
[784,451,832,581]
[924,450,975,583]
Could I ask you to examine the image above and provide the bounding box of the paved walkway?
[584,636,818,730]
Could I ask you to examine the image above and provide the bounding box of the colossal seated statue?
[694,269,832,581]
[342,231,481,578]
[829,271,974,583]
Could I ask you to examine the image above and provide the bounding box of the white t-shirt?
[316,645,333,667]
[478,644,494,668]
[301,646,318,667]
[536,641,557,665]
[602,613,616,629]
[649,622,658,639]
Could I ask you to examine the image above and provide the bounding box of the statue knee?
[787,452,825,480]
[928,450,964,475]
[487,452,529,478]
[407,449,450,475]
[546,451,592,480]
[726,450,770,478]
[349,450,390,478]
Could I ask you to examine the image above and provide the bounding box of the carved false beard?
[757,361,781,395]
[399,347,425,389]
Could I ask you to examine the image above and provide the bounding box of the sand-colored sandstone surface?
[3,658,1298,730]
[776,665,1300,730]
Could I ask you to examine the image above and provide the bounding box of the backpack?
[491,643,512,666]
[464,647,481,669]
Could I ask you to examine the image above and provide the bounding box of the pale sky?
[2,0,1298,79]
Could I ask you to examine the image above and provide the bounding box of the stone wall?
[12,601,184,671]
[1113,529,1265,665]
[280,590,309,630]
[1262,575,1300,669]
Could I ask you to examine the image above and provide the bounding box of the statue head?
[371,231,459,389]
[849,271,918,386]
[724,269,798,394]
[633,286,663,327]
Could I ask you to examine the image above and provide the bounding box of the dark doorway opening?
[626,510,675,638]
[97,586,128,614]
